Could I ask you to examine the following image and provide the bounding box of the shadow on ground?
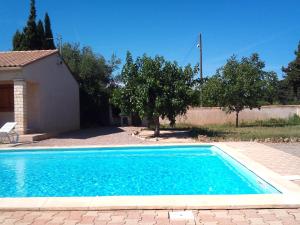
[159,127,229,138]
[189,127,229,138]
[140,127,230,141]
[55,127,124,139]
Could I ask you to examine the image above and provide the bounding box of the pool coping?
[0,143,300,210]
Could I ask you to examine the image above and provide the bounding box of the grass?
[162,114,300,141]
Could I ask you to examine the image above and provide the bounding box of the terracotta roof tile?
[0,50,58,68]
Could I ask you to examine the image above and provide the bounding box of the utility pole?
[197,33,203,106]
[46,34,63,55]
[198,33,203,80]
[57,34,62,55]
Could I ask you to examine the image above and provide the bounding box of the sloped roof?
[0,50,58,68]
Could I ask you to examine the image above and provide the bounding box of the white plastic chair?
[0,122,19,143]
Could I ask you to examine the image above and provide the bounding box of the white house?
[0,50,80,134]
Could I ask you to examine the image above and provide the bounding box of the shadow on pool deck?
[56,126,125,139]
[17,126,149,147]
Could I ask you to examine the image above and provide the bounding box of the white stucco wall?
[23,53,80,133]
[0,69,22,81]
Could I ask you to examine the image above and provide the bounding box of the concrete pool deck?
[1,209,300,225]
[0,143,300,211]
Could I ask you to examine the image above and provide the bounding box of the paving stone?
[62,219,79,225]
[80,215,96,224]
[124,218,140,224]
[261,214,279,222]
[0,209,299,225]
[106,222,125,225]
[267,221,283,225]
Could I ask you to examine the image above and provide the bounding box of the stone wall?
[160,105,300,126]
[13,80,27,134]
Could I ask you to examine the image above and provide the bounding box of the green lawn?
[188,124,300,141]
[162,115,300,141]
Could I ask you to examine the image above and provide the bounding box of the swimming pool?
[0,145,279,197]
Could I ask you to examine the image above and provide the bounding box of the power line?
[182,36,198,65]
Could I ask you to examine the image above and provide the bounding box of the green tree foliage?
[112,52,196,136]
[12,0,55,50]
[202,53,278,127]
[12,30,26,50]
[282,41,300,102]
[61,43,120,127]
[44,13,55,49]
[36,20,45,50]
[201,76,223,107]
[261,71,279,104]
[111,52,138,117]
[277,79,297,104]
[23,0,38,50]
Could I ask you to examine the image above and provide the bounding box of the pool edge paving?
[0,143,300,210]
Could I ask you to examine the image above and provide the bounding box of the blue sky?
[1,0,300,78]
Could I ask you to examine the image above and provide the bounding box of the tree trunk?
[235,111,239,127]
[154,116,160,137]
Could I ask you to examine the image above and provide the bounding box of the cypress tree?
[36,19,45,49]
[24,0,39,49]
[12,30,26,51]
[44,12,56,49]
[11,0,57,51]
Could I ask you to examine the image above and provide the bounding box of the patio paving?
[265,143,300,158]
[20,127,151,147]
[1,128,300,224]
[224,142,300,178]
[0,209,299,225]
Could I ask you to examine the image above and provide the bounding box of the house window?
[0,84,14,112]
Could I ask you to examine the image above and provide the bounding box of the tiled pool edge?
[0,143,300,210]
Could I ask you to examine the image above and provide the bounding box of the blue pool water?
[0,145,279,197]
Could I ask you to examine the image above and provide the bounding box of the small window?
[0,85,14,112]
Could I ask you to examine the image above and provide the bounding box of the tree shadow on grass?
[160,126,230,138]
[189,127,230,138]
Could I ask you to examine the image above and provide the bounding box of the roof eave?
[0,66,22,71]
[21,50,59,67]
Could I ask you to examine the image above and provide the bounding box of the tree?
[282,41,300,101]
[112,52,195,136]
[201,76,223,107]
[261,71,279,104]
[111,52,139,116]
[44,13,56,49]
[23,0,39,50]
[202,53,278,127]
[12,30,26,51]
[277,79,297,104]
[36,20,45,50]
[61,43,120,127]
[12,1,56,50]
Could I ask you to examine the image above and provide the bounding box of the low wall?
[160,105,300,126]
